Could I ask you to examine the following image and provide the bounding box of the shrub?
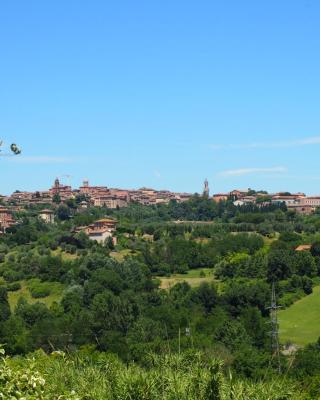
[30,285,51,298]
[7,282,21,292]
[0,349,300,399]
[0,348,79,399]
[278,290,304,308]
[3,270,23,283]
[28,279,52,298]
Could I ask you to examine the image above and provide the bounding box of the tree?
[214,319,251,351]
[302,276,313,295]
[91,290,139,335]
[294,251,317,277]
[192,283,218,313]
[240,307,268,348]
[15,298,50,327]
[52,193,61,204]
[311,242,320,257]
[0,286,11,322]
[56,204,71,220]
[65,198,77,209]
[292,339,320,378]
[1,315,30,354]
[106,236,115,250]
[267,250,292,281]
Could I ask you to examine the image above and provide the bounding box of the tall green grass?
[1,349,302,399]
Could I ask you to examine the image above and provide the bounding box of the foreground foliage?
[0,349,302,400]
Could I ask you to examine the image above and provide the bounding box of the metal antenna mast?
[269,281,281,373]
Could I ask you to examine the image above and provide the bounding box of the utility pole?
[268,282,282,373]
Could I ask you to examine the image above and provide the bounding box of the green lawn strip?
[51,248,78,260]
[279,285,320,346]
[110,249,138,261]
[158,268,215,289]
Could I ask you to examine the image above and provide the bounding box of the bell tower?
[203,179,209,197]
[83,179,89,187]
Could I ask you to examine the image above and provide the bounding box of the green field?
[8,280,64,311]
[159,268,215,289]
[51,248,79,260]
[110,249,139,261]
[279,285,320,346]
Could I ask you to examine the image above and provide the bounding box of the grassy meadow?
[159,268,215,289]
[7,280,64,311]
[279,285,320,346]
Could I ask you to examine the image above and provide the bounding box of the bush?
[3,270,23,283]
[278,290,304,308]
[6,282,21,292]
[30,285,51,298]
[0,348,78,399]
[0,349,300,399]
[28,279,52,298]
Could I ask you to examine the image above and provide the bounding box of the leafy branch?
[0,140,21,156]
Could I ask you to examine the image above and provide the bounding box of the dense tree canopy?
[0,195,320,386]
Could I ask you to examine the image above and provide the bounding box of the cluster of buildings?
[79,179,193,207]
[1,178,193,209]
[1,179,320,234]
[213,188,320,215]
[0,206,16,233]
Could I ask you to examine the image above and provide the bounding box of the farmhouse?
[212,194,229,202]
[39,209,55,224]
[75,218,117,245]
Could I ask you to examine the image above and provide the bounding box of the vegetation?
[0,348,302,399]
[7,280,64,311]
[158,268,216,289]
[1,196,320,397]
[279,285,320,346]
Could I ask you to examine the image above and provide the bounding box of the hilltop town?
[1,177,320,234]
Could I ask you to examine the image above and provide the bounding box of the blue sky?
[1,0,320,195]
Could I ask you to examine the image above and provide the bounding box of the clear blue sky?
[1,0,320,195]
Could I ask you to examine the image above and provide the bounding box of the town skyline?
[1,175,320,198]
[1,177,319,235]
[0,174,320,196]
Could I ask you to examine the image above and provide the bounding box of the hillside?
[279,285,320,346]
[1,199,320,398]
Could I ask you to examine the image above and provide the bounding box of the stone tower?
[203,179,209,197]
